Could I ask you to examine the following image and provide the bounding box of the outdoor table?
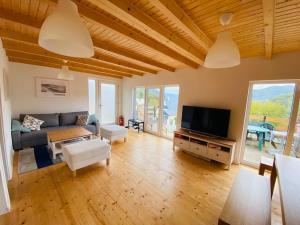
[247,125,270,151]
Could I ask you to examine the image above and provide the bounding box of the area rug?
[18,146,63,174]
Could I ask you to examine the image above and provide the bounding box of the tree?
[250,101,287,118]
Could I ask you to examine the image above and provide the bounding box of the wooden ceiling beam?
[151,0,212,52]
[0,29,155,74]
[6,50,132,77]
[83,0,202,67]
[262,0,275,59]
[74,0,199,68]
[0,8,43,28]
[0,9,164,73]
[93,40,175,72]
[85,0,203,65]
[8,57,123,79]
[3,39,142,76]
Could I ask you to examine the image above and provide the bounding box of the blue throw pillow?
[88,114,98,125]
[11,120,31,133]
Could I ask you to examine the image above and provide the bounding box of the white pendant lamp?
[204,13,240,68]
[58,61,74,80]
[39,0,94,58]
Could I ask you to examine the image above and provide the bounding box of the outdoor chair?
[261,122,274,142]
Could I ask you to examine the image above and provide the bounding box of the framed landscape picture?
[36,78,70,97]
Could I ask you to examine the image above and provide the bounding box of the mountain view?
[250,84,295,130]
[252,85,295,101]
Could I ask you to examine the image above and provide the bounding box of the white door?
[99,83,117,124]
[88,79,118,125]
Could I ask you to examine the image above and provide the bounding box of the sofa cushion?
[88,114,98,125]
[59,111,88,126]
[22,115,44,131]
[20,113,59,128]
[76,115,88,126]
[11,120,31,133]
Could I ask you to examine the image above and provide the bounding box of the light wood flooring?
[0,131,282,225]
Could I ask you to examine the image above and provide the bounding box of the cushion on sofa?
[20,113,59,128]
[11,120,31,133]
[22,115,44,131]
[76,115,88,126]
[88,114,98,124]
[59,111,88,126]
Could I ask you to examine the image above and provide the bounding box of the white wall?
[0,41,13,180]
[122,51,300,162]
[0,39,11,214]
[9,62,121,118]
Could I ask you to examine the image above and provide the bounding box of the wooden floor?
[0,131,282,225]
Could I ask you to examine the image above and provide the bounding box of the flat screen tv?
[181,105,230,138]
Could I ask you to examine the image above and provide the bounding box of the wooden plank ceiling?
[0,0,299,79]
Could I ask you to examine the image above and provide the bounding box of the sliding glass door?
[135,85,179,138]
[162,86,180,138]
[133,87,145,121]
[242,81,300,165]
[146,87,161,134]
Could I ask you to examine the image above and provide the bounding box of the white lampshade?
[39,0,94,58]
[204,31,240,68]
[58,65,74,81]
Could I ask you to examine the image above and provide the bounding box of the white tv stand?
[173,129,236,170]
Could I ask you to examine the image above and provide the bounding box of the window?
[162,86,180,138]
[132,85,180,139]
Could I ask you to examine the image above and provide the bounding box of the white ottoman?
[100,125,128,144]
[63,139,111,177]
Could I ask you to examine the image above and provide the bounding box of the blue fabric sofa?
[11,111,100,150]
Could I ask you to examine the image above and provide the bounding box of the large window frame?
[240,79,300,167]
[132,84,180,139]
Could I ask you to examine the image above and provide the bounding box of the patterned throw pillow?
[76,115,88,126]
[22,115,44,131]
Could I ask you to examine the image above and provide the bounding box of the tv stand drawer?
[208,148,230,164]
[174,138,190,150]
[190,143,207,157]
